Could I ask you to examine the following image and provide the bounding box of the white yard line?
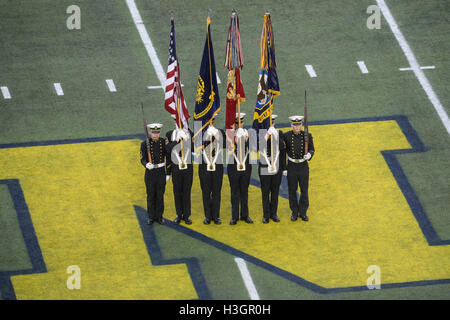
[376,0,450,135]
[1,86,11,99]
[147,84,183,90]
[305,65,317,78]
[125,0,166,89]
[420,66,436,70]
[53,83,64,96]
[419,66,435,70]
[357,61,369,74]
[106,79,117,92]
[234,257,260,300]
[399,66,435,71]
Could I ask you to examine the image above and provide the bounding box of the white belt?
[288,156,305,163]
[148,163,165,169]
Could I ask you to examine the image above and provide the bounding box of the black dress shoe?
[184,217,192,225]
[291,214,298,221]
[147,218,154,225]
[300,215,309,222]
[157,218,165,225]
[230,219,237,225]
[203,218,211,225]
[244,217,253,224]
[271,216,280,222]
[214,218,221,225]
[262,218,269,224]
[173,217,182,224]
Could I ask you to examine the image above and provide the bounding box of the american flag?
[164,19,190,130]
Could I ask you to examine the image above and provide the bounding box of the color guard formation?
[139,10,316,226]
[140,115,315,226]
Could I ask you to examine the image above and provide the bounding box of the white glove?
[242,128,248,137]
[174,129,182,141]
[177,130,189,141]
[166,175,171,182]
[183,130,190,141]
[171,129,179,142]
[265,127,278,141]
[146,163,154,170]
[303,152,312,160]
[236,128,245,138]
[282,170,287,176]
[206,126,218,138]
[268,126,277,136]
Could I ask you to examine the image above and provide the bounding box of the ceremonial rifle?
[304,90,309,154]
[141,102,152,164]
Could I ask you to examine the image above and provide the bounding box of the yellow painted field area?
[1,120,448,299]
[0,140,197,299]
[188,121,450,288]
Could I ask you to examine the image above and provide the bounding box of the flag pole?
[268,108,274,172]
[177,95,186,168]
[207,9,214,169]
[172,14,185,169]
[264,12,274,170]
[232,10,243,169]
[210,134,213,170]
[238,98,243,169]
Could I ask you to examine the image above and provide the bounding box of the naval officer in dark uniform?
[198,116,226,225]
[166,115,193,225]
[227,113,253,225]
[258,114,286,223]
[140,123,170,225]
[281,116,315,222]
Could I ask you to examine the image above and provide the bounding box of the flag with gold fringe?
[194,15,220,136]
[252,12,280,131]
[225,10,245,130]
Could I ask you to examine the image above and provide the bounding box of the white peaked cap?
[147,123,163,130]
[289,115,304,123]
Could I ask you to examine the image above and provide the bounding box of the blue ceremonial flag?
[194,16,220,135]
[252,13,280,131]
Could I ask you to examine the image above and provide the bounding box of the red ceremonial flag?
[224,10,245,129]
[225,68,245,129]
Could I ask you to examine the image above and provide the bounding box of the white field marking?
[106,79,117,92]
[1,86,11,99]
[147,84,184,90]
[216,72,221,84]
[234,257,260,300]
[376,0,450,135]
[357,61,369,74]
[305,65,317,78]
[53,83,64,96]
[399,66,435,71]
[125,0,166,89]
[419,66,436,70]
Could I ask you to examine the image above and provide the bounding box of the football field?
[0,0,449,300]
